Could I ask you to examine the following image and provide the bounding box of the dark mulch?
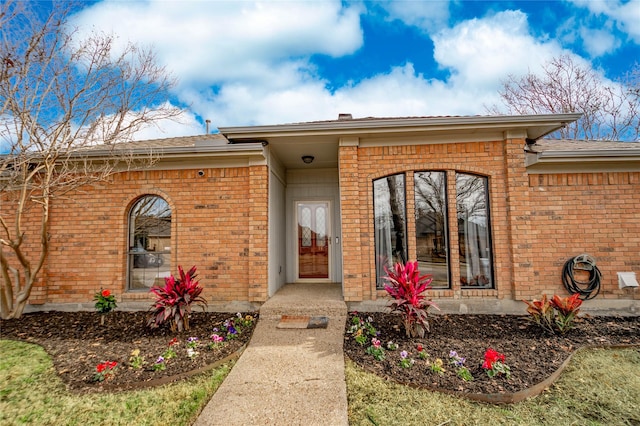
[0,311,256,393]
[2,310,638,397]
[344,312,639,395]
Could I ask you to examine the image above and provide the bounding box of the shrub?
[523,293,582,335]
[383,261,439,338]
[147,265,207,332]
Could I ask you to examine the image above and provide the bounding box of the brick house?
[12,114,640,314]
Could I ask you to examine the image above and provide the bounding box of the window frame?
[372,170,495,291]
[455,172,495,289]
[373,173,408,290]
[126,195,172,292]
[413,170,451,289]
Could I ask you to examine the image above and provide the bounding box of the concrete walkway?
[194,283,348,426]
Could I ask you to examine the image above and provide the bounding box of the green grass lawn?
[2,339,639,425]
[347,347,640,425]
[0,340,231,425]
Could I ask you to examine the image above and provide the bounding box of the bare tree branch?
[488,55,639,141]
[0,0,181,319]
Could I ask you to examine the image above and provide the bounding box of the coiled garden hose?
[561,254,601,300]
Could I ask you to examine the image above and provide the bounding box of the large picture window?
[373,171,494,290]
[456,173,493,288]
[414,171,449,288]
[374,174,407,289]
[128,195,171,290]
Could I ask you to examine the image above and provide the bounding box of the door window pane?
[301,207,312,247]
[128,195,171,290]
[315,207,326,247]
[456,174,493,288]
[374,174,407,289]
[414,171,449,288]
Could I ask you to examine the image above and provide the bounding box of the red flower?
[482,348,505,369]
[96,361,117,373]
[417,344,423,352]
[168,337,179,346]
[101,289,111,298]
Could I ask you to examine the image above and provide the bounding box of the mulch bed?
[0,311,256,393]
[2,310,638,397]
[344,312,639,396]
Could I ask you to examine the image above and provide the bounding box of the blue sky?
[63,0,640,138]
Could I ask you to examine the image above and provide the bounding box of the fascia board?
[219,114,582,139]
[68,143,264,162]
[526,149,640,172]
[536,149,640,159]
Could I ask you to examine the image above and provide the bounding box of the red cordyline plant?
[147,266,207,332]
[383,261,439,338]
[523,293,582,335]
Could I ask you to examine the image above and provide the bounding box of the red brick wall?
[527,172,640,299]
[2,165,269,307]
[339,140,513,302]
[4,138,637,309]
[339,139,639,303]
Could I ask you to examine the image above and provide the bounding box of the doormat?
[276,315,329,329]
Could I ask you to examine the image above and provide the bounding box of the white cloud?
[570,0,640,43]
[331,64,476,117]
[128,108,203,141]
[68,0,365,131]
[580,27,621,57]
[66,1,626,134]
[70,0,364,86]
[377,0,450,33]
[200,63,494,126]
[433,11,565,85]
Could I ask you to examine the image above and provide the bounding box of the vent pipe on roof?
[205,119,211,134]
[338,113,352,120]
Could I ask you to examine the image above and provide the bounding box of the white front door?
[296,201,331,281]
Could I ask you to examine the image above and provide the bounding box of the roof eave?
[526,149,640,172]
[219,114,582,140]
[67,142,264,161]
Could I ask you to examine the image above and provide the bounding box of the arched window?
[128,195,171,290]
